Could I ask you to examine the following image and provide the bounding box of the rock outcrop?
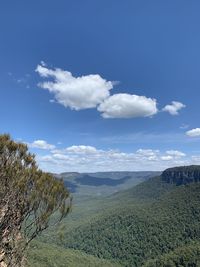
[162,165,200,185]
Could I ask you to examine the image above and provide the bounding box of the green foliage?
[27,240,121,267]
[0,134,71,266]
[112,175,175,202]
[143,241,200,267]
[52,176,200,266]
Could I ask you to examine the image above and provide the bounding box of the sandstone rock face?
[162,165,200,185]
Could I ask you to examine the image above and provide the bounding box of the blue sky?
[1,0,200,172]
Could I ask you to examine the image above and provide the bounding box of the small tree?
[0,134,71,267]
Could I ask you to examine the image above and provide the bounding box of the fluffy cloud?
[97,93,158,118]
[186,128,200,137]
[161,155,173,161]
[136,149,159,161]
[53,154,70,160]
[66,145,98,154]
[29,140,55,150]
[36,64,113,110]
[160,150,185,162]
[36,63,187,121]
[162,101,186,115]
[136,149,159,156]
[166,150,186,157]
[34,142,192,173]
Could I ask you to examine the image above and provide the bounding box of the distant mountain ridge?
[55,171,161,196]
[75,174,131,186]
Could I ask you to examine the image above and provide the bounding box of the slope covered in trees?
[27,240,121,267]
[50,167,200,266]
[143,241,200,267]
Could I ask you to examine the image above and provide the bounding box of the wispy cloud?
[8,72,31,89]
[28,140,55,150]
[180,123,189,129]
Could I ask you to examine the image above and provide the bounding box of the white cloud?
[186,128,200,137]
[136,149,159,161]
[29,140,55,150]
[36,64,113,110]
[36,143,191,172]
[66,145,98,154]
[97,93,158,118]
[162,101,186,115]
[35,63,189,122]
[166,150,186,157]
[53,154,70,160]
[160,150,185,162]
[136,149,159,157]
[161,155,173,161]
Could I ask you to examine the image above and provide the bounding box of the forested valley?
[28,165,200,267]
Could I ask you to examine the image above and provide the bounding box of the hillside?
[143,241,200,267]
[52,166,200,266]
[33,165,200,266]
[27,240,121,267]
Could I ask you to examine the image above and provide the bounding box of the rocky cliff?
[162,165,200,185]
